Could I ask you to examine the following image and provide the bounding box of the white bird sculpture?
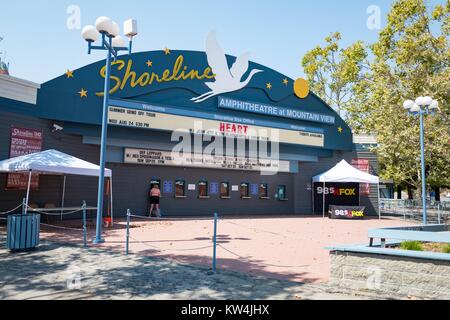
[191,31,263,103]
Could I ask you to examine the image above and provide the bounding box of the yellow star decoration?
[78,88,88,98]
[266,83,272,90]
[338,127,343,133]
[283,78,289,85]
[164,48,171,55]
[146,60,153,67]
[65,70,74,79]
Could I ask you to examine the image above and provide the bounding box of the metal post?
[322,181,326,218]
[93,36,113,244]
[212,212,218,273]
[61,175,66,222]
[22,198,26,215]
[377,183,381,220]
[126,209,131,256]
[419,109,427,225]
[438,203,441,225]
[82,201,87,248]
[110,176,114,227]
[25,170,32,215]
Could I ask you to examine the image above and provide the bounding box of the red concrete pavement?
[99,216,416,283]
[19,215,417,284]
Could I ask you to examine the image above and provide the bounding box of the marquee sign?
[109,105,324,147]
[124,148,291,173]
[218,96,335,125]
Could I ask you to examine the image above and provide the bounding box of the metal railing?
[379,199,450,224]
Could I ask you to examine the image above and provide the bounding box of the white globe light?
[110,21,120,37]
[403,100,414,110]
[415,96,425,106]
[112,35,126,48]
[95,16,113,35]
[81,25,100,42]
[423,96,433,106]
[430,100,439,110]
[410,103,420,112]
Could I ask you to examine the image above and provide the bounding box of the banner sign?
[313,182,360,214]
[124,148,291,173]
[6,127,43,190]
[329,205,366,219]
[109,105,324,147]
[218,96,336,125]
[351,159,370,195]
[210,182,219,195]
[163,181,173,194]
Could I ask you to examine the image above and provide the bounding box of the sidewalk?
[0,241,372,300]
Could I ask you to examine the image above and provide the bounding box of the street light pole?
[403,97,439,225]
[81,17,138,244]
[93,35,113,244]
[418,108,427,225]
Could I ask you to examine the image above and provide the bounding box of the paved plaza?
[0,215,418,300]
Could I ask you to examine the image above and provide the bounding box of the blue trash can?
[6,214,40,251]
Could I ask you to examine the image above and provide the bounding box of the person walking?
[149,184,162,217]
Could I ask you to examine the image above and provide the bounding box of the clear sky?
[0,0,442,84]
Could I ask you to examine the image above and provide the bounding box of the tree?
[301,32,368,117]
[303,0,450,199]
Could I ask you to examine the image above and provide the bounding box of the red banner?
[351,159,370,195]
[6,127,43,190]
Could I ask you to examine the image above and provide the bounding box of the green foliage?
[301,32,368,117]
[400,241,424,251]
[302,0,450,192]
[443,244,450,253]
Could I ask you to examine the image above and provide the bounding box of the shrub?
[400,241,423,251]
[442,244,450,254]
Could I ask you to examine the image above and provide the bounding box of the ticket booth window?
[220,182,230,199]
[259,183,269,199]
[175,180,186,198]
[277,185,287,201]
[198,181,209,198]
[150,179,161,189]
[240,183,250,199]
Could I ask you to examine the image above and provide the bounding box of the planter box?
[6,214,40,251]
[328,245,450,299]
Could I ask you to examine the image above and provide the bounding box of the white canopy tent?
[0,149,113,221]
[312,160,380,218]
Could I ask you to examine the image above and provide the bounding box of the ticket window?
[198,181,209,198]
[277,185,288,201]
[259,183,269,199]
[240,183,250,199]
[175,180,186,198]
[220,182,231,199]
[150,179,161,189]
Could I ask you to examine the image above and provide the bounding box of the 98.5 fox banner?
[329,205,366,219]
[313,182,360,214]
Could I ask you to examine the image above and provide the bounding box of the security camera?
[52,124,63,132]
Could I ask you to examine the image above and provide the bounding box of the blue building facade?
[0,48,379,217]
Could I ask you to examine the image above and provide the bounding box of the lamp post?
[403,96,439,225]
[81,17,138,244]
